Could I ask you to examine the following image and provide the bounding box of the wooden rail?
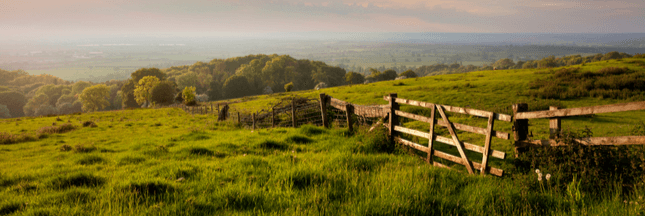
[515,101,645,119]
[384,96,512,122]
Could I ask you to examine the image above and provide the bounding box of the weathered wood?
[480,113,495,176]
[368,113,389,132]
[393,126,506,159]
[395,110,510,140]
[428,105,436,164]
[354,106,388,118]
[519,136,645,147]
[395,136,429,152]
[291,99,296,128]
[319,94,329,128]
[513,103,529,157]
[515,101,645,119]
[346,104,354,132]
[549,106,561,139]
[433,149,504,176]
[383,96,512,122]
[436,105,475,174]
[237,112,240,124]
[389,93,399,148]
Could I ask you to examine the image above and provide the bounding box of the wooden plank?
[433,161,450,169]
[549,106,561,139]
[369,113,389,132]
[436,105,475,174]
[515,101,645,119]
[519,136,645,147]
[389,93,399,147]
[354,106,388,118]
[480,114,495,176]
[427,105,436,165]
[395,126,505,159]
[433,150,504,177]
[395,136,429,152]
[383,96,512,122]
[395,110,510,140]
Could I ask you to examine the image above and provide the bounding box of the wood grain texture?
[383,96,512,122]
[395,110,510,140]
[436,105,475,174]
[515,101,645,119]
[393,126,506,159]
[480,114,494,175]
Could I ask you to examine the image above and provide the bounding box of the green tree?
[182,86,196,105]
[150,81,176,105]
[0,91,26,117]
[345,72,365,85]
[492,58,515,69]
[223,75,251,99]
[400,70,417,78]
[284,82,294,92]
[121,68,166,109]
[79,84,110,112]
[0,105,10,118]
[23,93,49,116]
[134,76,160,106]
[381,69,398,81]
[72,81,92,95]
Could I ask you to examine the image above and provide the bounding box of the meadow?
[2,58,645,215]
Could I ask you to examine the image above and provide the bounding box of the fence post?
[237,112,240,124]
[512,103,529,157]
[345,104,354,132]
[217,104,220,113]
[211,104,213,115]
[252,113,256,131]
[271,108,276,128]
[549,106,561,139]
[319,93,329,128]
[292,98,297,128]
[388,93,399,146]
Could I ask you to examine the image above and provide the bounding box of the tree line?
[0,52,638,118]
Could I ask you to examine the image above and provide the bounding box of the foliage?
[72,81,92,94]
[0,91,25,117]
[134,76,161,106]
[284,82,294,92]
[182,86,197,105]
[400,70,418,78]
[23,93,49,116]
[223,75,251,99]
[79,84,110,112]
[38,123,77,134]
[150,81,176,105]
[121,68,166,109]
[34,104,57,116]
[345,72,365,85]
[0,105,10,118]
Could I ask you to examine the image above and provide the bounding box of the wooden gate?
[383,93,512,176]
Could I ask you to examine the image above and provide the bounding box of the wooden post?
[345,104,353,132]
[237,112,240,124]
[211,104,213,114]
[513,103,529,157]
[481,113,495,176]
[217,104,220,113]
[427,105,436,165]
[549,106,561,139]
[319,93,329,128]
[271,108,276,128]
[292,98,297,128]
[252,113,256,131]
[388,93,399,146]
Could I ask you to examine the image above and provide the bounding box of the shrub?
[82,121,97,128]
[284,82,294,92]
[38,123,76,134]
[74,145,97,153]
[357,125,393,153]
[50,173,105,189]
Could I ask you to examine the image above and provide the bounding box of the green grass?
[2,58,645,215]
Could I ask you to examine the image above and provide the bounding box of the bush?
[82,121,97,127]
[38,123,76,134]
[74,144,97,153]
[284,82,294,92]
[356,125,393,153]
[0,132,37,145]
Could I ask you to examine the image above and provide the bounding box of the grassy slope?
[1,58,645,215]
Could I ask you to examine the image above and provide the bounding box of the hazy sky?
[2,0,644,40]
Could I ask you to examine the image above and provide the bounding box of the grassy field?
[2,58,645,215]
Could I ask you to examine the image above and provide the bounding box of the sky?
[1,0,644,41]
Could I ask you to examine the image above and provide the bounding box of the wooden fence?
[382,94,511,176]
[512,101,645,152]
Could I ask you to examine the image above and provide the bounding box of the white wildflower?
[535,169,541,174]
[546,174,551,181]
[537,173,543,181]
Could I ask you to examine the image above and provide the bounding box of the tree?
[0,105,10,118]
[400,70,418,78]
[134,76,160,106]
[492,58,515,69]
[121,68,166,108]
[381,69,398,81]
[72,81,92,94]
[284,82,294,92]
[79,84,110,112]
[223,75,251,99]
[182,86,196,105]
[34,105,57,116]
[150,81,176,105]
[345,72,365,85]
[23,93,49,116]
[0,91,26,117]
